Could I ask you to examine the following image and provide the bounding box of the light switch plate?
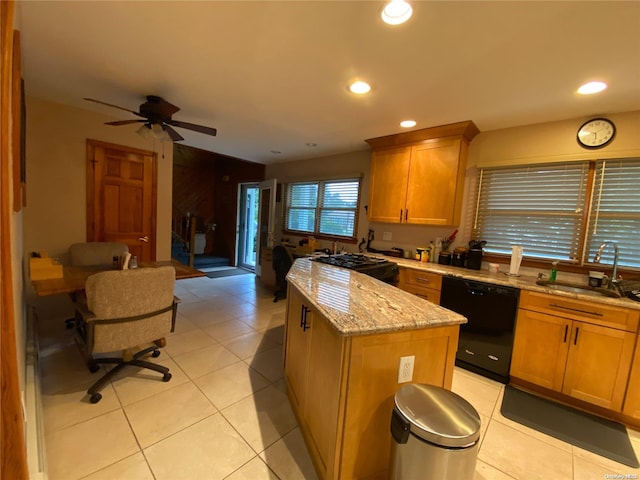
[383,231,392,241]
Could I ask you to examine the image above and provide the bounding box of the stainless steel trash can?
[390,383,481,479]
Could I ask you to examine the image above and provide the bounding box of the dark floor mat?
[205,268,253,278]
[501,385,638,468]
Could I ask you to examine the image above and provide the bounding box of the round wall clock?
[577,118,616,149]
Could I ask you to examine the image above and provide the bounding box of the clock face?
[577,118,616,149]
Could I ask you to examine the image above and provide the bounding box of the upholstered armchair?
[74,266,179,403]
[64,242,131,329]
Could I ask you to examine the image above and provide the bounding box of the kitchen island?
[284,258,466,480]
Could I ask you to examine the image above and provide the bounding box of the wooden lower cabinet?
[511,291,637,411]
[397,267,442,304]
[284,285,459,480]
[623,335,640,420]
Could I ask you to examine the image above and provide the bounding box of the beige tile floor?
[36,271,640,480]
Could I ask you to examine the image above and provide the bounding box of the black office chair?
[272,245,293,302]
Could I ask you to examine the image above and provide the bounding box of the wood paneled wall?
[172,144,265,262]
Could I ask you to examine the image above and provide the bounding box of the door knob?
[139,236,149,243]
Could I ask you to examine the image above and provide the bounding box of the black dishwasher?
[440,276,520,384]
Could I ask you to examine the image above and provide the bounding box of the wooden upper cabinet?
[366,121,479,226]
[368,146,411,223]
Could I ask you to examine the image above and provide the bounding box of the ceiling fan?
[83,95,217,142]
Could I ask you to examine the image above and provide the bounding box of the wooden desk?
[31,260,205,297]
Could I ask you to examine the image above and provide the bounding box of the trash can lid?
[394,383,481,448]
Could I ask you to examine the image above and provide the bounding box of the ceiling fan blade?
[167,119,217,137]
[162,124,184,142]
[105,119,146,126]
[83,98,145,117]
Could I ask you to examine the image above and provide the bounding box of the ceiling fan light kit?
[84,95,217,143]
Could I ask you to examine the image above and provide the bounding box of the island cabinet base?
[284,286,460,480]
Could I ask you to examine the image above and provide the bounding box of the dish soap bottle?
[549,261,558,282]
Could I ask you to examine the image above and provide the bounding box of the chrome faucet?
[593,241,620,289]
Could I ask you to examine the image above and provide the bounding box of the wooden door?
[563,322,635,411]
[367,146,410,223]
[87,140,157,261]
[510,309,570,390]
[405,138,461,225]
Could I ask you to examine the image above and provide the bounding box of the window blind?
[285,178,360,239]
[585,158,640,269]
[475,162,589,261]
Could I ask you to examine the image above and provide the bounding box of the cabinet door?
[284,287,312,412]
[510,309,570,390]
[623,336,640,419]
[405,138,462,225]
[303,312,345,479]
[563,322,635,411]
[368,146,411,223]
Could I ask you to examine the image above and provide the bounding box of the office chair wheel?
[90,393,102,404]
[88,363,100,373]
[152,350,161,358]
[163,372,172,382]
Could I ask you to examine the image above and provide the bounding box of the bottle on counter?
[550,261,558,281]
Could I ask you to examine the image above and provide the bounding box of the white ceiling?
[17,1,640,165]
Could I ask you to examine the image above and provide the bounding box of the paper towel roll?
[509,245,523,275]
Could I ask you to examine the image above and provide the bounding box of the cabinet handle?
[405,209,408,222]
[549,303,603,317]
[301,305,311,331]
[563,325,568,343]
[400,209,403,222]
[574,326,579,345]
[415,277,431,284]
[300,304,305,328]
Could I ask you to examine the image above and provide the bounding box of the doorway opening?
[238,184,259,270]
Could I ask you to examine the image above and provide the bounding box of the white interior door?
[255,178,277,276]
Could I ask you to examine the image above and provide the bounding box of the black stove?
[312,254,399,284]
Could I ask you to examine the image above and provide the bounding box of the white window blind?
[585,158,640,269]
[475,162,589,261]
[285,179,360,239]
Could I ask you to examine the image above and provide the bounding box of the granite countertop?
[286,258,467,336]
[386,256,640,311]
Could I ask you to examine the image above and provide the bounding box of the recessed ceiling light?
[349,81,371,95]
[400,120,416,128]
[577,81,607,95]
[270,150,282,155]
[381,0,413,25]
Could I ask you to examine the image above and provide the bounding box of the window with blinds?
[474,162,589,262]
[475,158,640,270]
[585,158,640,269]
[285,178,360,239]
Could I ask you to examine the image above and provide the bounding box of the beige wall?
[23,97,174,268]
[469,110,640,168]
[266,110,640,257]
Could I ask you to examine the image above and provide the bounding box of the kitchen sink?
[535,280,622,298]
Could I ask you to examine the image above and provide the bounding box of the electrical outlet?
[383,231,392,241]
[398,355,415,383]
